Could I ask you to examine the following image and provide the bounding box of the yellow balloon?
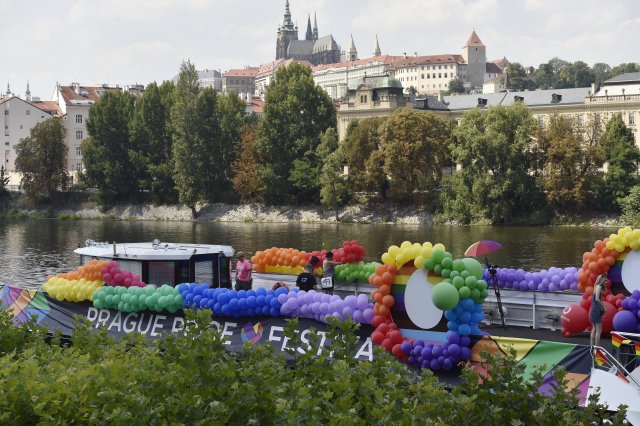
[414,255,425,268]
[381,252,393,265]
[433,243,446,252]
[388,245,401,257]
[615,243,625,252]
[421,247,433,258]
[401,241,412,249]
[422,241,433,250]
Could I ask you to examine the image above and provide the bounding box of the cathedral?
[275,1,341,66]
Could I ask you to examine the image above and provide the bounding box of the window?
[76,114,83,123]
[76,130,83,139]
[445,73,448,78]
[421,74,424,79]
[76,146,82,156]
[25,109,30,115]
[76,162,83,172]
[3,110,8,115]
[630,112,636,126]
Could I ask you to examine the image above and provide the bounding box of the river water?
[0,219,619,290]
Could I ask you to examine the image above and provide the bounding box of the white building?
[389,54,467,95]
[52,83,143,185]
[198,69,222,92]
[1,84,61,189]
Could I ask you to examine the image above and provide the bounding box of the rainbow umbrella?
[464,240,502,257]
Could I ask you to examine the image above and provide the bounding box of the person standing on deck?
[321,251,341,295]
[589,274,607,347]
[235,252,253,291]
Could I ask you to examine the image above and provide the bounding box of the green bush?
[0,310,627,425]
[621,184,640,225]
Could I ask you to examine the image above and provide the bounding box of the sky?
[1,0,638,100]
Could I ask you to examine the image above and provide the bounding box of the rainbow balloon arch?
[37,229,640,372]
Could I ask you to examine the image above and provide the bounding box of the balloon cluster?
[178,284,284,318]
[381,241,446,268]
[429,254,489,306]
[52,259,110,281]
[370,242,490,370]
[100,261,146,288]
[614,291,640,333]
[43,259,110,302]
[93,284,182,313]
[562,233,628,336]
[488,267,579,292]
[251,241,366,275]
[279,291,374,324]
[334,261,379,282]
[43,277,103,302]
[401,332,472,371]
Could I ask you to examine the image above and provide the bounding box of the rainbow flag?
[594,348,607,366]
[241,322,263,344]
[611,332,625,354]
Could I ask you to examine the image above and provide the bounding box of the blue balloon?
[265,295,273,305]
[247,290,256,297]
[270,297,280,307]
[256,295,265,306]
[471,312,484,323]
[401,342,413,354]
[459,312,472,323]
[213,302,222,315]
[256,287,267,296]
[447,321,459,331]
[238,298,248,309]
[460,298,475,311]
[217,293,229,304]
[246,296,256,307]
[444,310,458,321]
[269,307,279,316]
[237,290,247,298]
[185,293,195,303]
[458,324,471,336]
[221,305,231,316]
[275,287,288,296]
[262,306,270,315]
[193,295,202,306]
[228,290,238,299]
[208,299,216,310]
[266,289,275,296]
[229,298,239,310]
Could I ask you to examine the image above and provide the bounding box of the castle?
[275,1,341,66]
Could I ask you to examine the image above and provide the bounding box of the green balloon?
[470,288,481,301]
[442,268,452,278]
[449,270,460,279]
[465,276,478,289]
[461,258,484,280]
[432,282,460,311]
[477,280,488,291]
[434,264,443,275]
[460,271,470,279]
[452,276,465,288]
[424,258,436,270]
[432,249,445,264]
[452,259,465,272]
[480,289,489,299]
[458,286,471,299]
[441,257,453,269]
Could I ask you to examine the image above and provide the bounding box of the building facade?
[198,69,223,92]
[222,67,258,96]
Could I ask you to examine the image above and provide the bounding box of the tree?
[231,124,262,202]
[129,81,177,205]
[540,114,598,212]
[341,117,388,198]
[14,117,68,202]
[448,78,465,94]
[564,60,595,88]
[592,62,612,85]
[0,166,9,198]
[214,92,248,202]
[82,91,137,206]
[318,128,350,220]
[256,62,336,204]
[171,60,211,218]
[447,103,542,223]
[600,113,640,210]
[380,108,450,204]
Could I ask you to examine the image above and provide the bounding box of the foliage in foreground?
[0,310,628,425]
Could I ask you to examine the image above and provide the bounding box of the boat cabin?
[75,240,234,288]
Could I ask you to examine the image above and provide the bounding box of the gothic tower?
[345,35,358,61]
[372,35,381,57]
[276,0,298,60]
[305,14,313,41]
[462,30,487,90]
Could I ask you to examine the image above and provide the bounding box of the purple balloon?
[352,310,364,323]
[448,343,461,357]
[401,341,413,354]
[362,308,374,323]
[342,306,353,318]
[613,310,638,332]
[356,294,369,310]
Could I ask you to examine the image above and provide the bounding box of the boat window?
[219,255,231,288]
[117,260,142,279]
[177,260,190,285]
[148,261,175,286]
[195,260,214,286]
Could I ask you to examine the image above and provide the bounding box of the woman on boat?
[589,274,607,347]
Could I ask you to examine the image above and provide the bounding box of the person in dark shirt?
[296,264,318,291]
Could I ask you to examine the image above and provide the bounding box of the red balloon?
[561,304,589,336]
[381,339,393,352]
[371,331,384,345]
[389,330,403,344]
[377,323,390,335]
[372,315,385,327]
[601,302,617,335]
[392,344,403,357]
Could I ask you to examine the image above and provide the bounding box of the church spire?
[281,0,295,31]
[345,34,358,61]
[372,35,381,57]
[305,14,313,40]
[313,12,318,40]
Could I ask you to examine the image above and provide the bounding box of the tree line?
[9,61,640,224]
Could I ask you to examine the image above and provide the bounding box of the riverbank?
[0,194,628,226]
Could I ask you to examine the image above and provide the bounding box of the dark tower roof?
[281,0,295,31]
[313,12,318,40]
[305,14,313,40]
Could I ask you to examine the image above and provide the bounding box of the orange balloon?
[387,265,398,275]
[382,295,395,308]
[605,256,615,266]
[382,272,394,285]
[588,262,599,272]
[373,276,382,287]
[378,305,390,317]
[379,284,391,296]
[375,264,386,276]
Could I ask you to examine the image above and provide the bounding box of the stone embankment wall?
[56,203,434,225]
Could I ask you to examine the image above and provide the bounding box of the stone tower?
[372,35,381,57]
[345,34,358,61]
[462,30,487,90]
[276,0,298,60]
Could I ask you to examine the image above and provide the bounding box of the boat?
[2,232,640,423]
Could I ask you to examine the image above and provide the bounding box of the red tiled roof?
[31,100,62,115]
[388,54,465,70]
[463,31,485,48]
[256,59,313,78]
[312,54,404,72]
[223,68,259,78]
[485,62,504,74]
[58,84,143,106]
